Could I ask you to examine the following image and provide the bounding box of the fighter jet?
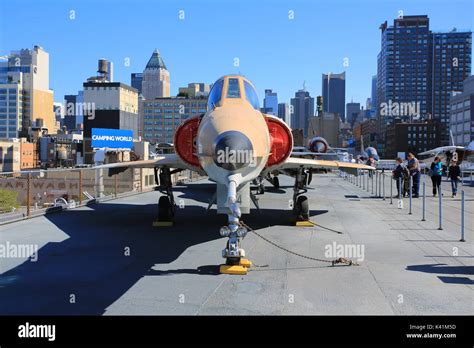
[292,136,351,162]
[99,75,374,266]
[418,141,474,170]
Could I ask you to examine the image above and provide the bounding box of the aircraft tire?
[296,195,309,220]
[158,196,173,221]
[273,176,280,189]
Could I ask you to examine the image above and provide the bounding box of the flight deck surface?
[1,173,472,315]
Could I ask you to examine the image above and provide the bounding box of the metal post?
[398,177,402,200]
[390,174,393,204]
[460,190,465,242]
[421,182,426,221]
[371,173,374,194]
[363,171,365,190]
[378,172,381,197]
[409,176,412,215]
[95,167,104,199]
[79,169,83,205]
[380,172,383,197]
[383,174,386,201]
[114,174,118,198]
[438,185,443,230]
[26,173,31,218]
[375,171,379,197]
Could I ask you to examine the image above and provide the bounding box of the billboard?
[91,128,133,149]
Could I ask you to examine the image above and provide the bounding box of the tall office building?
[142,49,170,99]
[371,75,377,116]
[290,90,314,137]
[131,73,143,95]
[376,15,472,154]
[53,102,64,129]
[83,81,139,163]
[322,72,346,122]
[63,91,84,132]
[142,97,207,144]
[0,45,56,138]
[263,89,278,115]
[450,75,474,146]
[432,31,472,145]
[346,102,361,127]
[278,102,290,124]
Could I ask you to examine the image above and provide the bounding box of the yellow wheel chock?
[219,258,253,275]
[295,220,315,227]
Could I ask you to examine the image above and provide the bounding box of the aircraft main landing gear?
[153,168,177,227]
[292,168,313,226]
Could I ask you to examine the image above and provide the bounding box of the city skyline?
[1,0,472,107]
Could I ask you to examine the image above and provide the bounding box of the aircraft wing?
[291,151,338,157]
[418,146,465,156]
[293,146,307,151]
[94,154,194,173]
[269,157,375,171]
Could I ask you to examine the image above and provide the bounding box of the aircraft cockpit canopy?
[207,76,260,111]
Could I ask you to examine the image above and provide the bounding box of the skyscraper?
[371,75,377,117]
[63,91,84,132]
[142,96,207,144]
[82,66,139,163]
[263,89,278,115]
[432,30,472,145]
[376,15,472,154]
[290,90,314,136]
[346,102,361,127]
[278,102,290,124]
[131,73,143,95]
[0,45,56,138]
[141,49,170,99]
[450,75,474,146]
[322,72,346,122]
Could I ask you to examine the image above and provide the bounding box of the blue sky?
[1,0,473,106]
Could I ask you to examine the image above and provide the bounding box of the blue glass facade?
[290,90,314,137]
[432,32,472,145]
[376,15,472,154]
[263,89,278,116]
[322,72,346,122]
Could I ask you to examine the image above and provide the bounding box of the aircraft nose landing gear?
[220,223,247,262]
[219,175,252,275]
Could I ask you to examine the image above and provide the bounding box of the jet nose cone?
[213,131,254,171]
